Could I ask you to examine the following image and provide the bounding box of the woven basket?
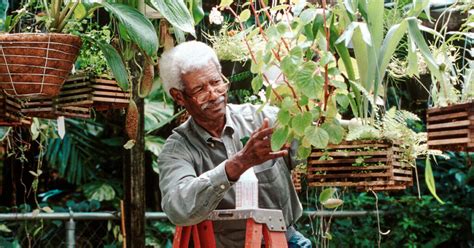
[0,33,82,98]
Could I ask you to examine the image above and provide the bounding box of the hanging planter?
[427,101,474,152]
[306,140,413,191]
[57,75,129,112]
[0,94,31,126]
[20,96,90,119]
[0,33,82,98]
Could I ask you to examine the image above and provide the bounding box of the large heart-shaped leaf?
[321,121,345,144]
[292,112,312,136]
[103,3,158,56]
[95,40,129,91]
[305,126,329,149]
[83,182,116,201]
[319,188,336,202]
[149,0,195,36]
[271,126,289,151]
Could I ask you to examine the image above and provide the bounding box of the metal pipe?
[65,218,76,248]
[0,211,382,221]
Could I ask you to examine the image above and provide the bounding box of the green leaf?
[190,0,204,24]
[298,95,309,106]
[295,62,322,99]
[281,55,299,79]
[276,22,288,34]
[425,158,445,204]
[239,9,251,22]
[0,224,11,233]
[251,75,263,93]
[73,3,87,20]
[378,21,408,81]
[277,110,291,126]
[297,146,311,159]
[95,40,129,91]
[0,126,10,141]
[321,121,345,144]
[305,126,329,149]
[367,0,383,49]
[145,135,166,157]
[322,198,343,208]
[83,182,116,201]
[299,8,317,25]
[407,18,439,72]
[30,118,40,140]
[336,94,350,109]
[319,188,336,202]
[271,126,289,151]
[103,3,159,56]
[281,96,294,109]
[319,51,335,66]
[292,112,313,136]
[219,0,234,8]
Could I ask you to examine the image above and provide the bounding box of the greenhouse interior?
[0,0,473,247]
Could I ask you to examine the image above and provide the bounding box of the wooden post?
[124,57,145,247]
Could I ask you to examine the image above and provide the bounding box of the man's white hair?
[159,41,221,96]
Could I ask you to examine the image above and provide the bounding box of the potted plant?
[204,23,258,90]
[426,14,474,152]
[222,0,444,196]
[0,0,157,99]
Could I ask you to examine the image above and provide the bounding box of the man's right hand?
[225,118,288,181]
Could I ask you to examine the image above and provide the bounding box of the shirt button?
[220,184,226,190]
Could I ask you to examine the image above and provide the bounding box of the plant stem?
[57,1,79,32]
[322,0,330,112]
[258,0,291,52]
[248,1,301,111]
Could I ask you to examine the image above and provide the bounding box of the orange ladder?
[172,209,288,248]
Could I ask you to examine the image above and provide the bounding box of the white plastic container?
[235,167,259,209]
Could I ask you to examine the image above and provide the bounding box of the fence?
[0,211,383,247]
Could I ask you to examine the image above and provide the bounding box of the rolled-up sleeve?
[158,138,232,226]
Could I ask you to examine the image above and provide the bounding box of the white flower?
[209,7,224,25]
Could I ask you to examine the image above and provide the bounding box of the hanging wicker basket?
[0,33,82,98]
[306,140,413,192]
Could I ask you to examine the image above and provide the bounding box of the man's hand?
[225,118,288,181]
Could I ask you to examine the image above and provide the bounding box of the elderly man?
[158,41,311,248]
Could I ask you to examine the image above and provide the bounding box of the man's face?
[176,61,228,123]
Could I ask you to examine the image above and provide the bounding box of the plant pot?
[0,33,82,98]
[57,75,129,112]
[427,101,474,152]
[0,94,31,126]
[306,140,413,192]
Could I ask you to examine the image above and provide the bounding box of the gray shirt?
[158,103,303,247]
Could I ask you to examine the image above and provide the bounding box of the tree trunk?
[124,58,146,248]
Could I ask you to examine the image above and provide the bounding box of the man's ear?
[170,88,186,107]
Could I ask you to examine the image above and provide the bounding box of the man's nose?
[207,86,221,101]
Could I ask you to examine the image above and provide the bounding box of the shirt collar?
[188,105,235,144]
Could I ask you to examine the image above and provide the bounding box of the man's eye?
[192,88,203,94]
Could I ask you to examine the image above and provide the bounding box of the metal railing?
[0,211,383,247]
